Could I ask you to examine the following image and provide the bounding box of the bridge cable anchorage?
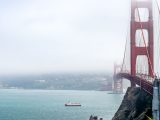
[136,5,156,80]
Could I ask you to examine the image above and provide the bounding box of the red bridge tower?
[130,0,154,86]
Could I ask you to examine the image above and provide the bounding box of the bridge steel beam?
[130,0,154,86]
[115,73,153,95]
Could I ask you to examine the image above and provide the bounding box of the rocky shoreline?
[112,87,152,120]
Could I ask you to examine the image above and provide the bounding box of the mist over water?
[0,0,131,119]
[0,89,123,120]
[0,0,130,75]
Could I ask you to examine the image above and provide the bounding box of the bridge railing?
[119,70,154,83]
[136,73,154,83]
[120,69,130,74]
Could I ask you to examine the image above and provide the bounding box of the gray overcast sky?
[0,0,130,74]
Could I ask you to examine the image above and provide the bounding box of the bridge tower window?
[136,55,149,75]
[135,29,148,47]
[135,8,149,22]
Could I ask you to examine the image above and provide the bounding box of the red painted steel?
[130,0,154,83]
[114,0,155,95]
[114,73,153,95]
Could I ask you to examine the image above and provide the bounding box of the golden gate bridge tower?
[130,0,154,84]
[113,0,160,119]
[113,63,123,93]
[113,0,155,93]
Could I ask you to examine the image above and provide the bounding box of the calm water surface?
[0,89,123,120]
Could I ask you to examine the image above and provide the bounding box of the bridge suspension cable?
[121,26,129,72]
[153,0,160,77]
[155,0,160,14]
[136,8,148,75]
[136,5,155,78]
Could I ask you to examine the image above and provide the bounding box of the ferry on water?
[65,102,81,106]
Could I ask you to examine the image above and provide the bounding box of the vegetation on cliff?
[112,87,152,120]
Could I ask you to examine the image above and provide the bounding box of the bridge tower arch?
[130,0,154,86]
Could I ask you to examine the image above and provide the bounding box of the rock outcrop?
[112,87,152,120]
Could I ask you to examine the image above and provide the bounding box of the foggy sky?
[0,0,130,74]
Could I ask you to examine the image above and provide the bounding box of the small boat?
[89,115,103,120]
[65,102,81,106]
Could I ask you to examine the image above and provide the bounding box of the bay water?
[0,89,123,120]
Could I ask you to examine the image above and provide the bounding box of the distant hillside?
[0,73,113,90]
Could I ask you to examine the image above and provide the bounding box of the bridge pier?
[152,78,160,120]
[131,81,136,87]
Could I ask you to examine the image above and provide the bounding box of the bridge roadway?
[114,73,153,95]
